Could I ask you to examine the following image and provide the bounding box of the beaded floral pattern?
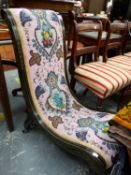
[9,8,120,168]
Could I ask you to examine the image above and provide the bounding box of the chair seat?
[75,62,131,99]
[107,55,131,73]
[124,51,131,57]
[79,31,121,41]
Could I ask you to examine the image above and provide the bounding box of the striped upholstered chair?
[119,20,131,84]
[103,20,131,74]
[102,20,131,107]
[123,21,131,57]
[2,8,127,175]
[70,19,131,111]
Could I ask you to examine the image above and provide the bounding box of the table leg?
[0,57,14,131]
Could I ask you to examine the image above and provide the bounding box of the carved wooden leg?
[0,58,14,131]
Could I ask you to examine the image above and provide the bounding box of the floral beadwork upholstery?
[5,8,121,169]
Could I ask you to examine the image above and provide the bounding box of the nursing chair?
[2,8,126,175]
[70,18,131,111]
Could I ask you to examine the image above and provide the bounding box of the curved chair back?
[123,21,131,53]
[71,18,102,69]
[2,8,121,175]
[103,20,128,62]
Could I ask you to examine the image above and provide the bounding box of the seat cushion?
[79,31,121,41]
[124,51,131,57]
[75,62,131,99]
[107,55,131,73]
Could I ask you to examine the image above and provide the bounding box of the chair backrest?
[103,20,128,62]
[128,21,131,37]
[77,16,109,31]
[62,10,76,55]
[71,18,102,69]
[123,21,131,52]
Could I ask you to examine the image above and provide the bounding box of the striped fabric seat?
[107,55,131,73]
[75,62,131,99]
[124,51,131,57]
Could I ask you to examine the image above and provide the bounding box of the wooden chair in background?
[104,21,131,73]
[70,17,103,66]
[62,11,91,75]
[103,21,131,107]
[0,55,14,131]
[123,21,131,57]
[123,21,131,53]
[76,17,126,62]
[0,22,22,96]
[70,18,131,111]
[0,22,15,131]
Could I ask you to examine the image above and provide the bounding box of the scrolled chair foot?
[12,87,22,96]
[23,115,38,133]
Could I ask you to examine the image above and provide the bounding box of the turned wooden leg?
[0,58,14,131]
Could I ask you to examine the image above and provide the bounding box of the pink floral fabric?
[8,8,121,168]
